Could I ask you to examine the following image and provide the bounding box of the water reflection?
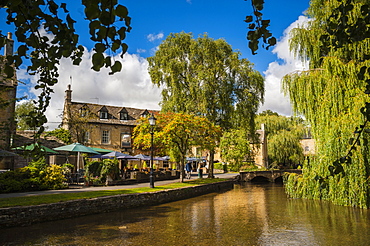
[2,183,370,245]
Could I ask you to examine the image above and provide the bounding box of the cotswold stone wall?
[0,180,234,228]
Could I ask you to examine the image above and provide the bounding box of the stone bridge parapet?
[239,169,302,182]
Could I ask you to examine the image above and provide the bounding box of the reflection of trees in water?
[285,197,370,245]
[2,184,370,245]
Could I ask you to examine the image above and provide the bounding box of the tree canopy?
[148,32,264,177]
[256,112,305,169]
[282,0,370,208]
[0,0,131,139]
[219,128,251,171]
[133,112,221,182]
[15,100,37,130]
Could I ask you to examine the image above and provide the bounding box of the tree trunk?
[208,149,215,178]
[180,156,185,183]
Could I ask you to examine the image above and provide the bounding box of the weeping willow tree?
[256,112,306,168]
[282,0,370,208]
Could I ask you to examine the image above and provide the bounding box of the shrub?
[42,164,67,190]
[101,159,120,180]
[0,160,67,193]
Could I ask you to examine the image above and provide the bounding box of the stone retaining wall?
[0,180,234,228]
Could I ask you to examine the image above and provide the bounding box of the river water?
[1,183,370,246]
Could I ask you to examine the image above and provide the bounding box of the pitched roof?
[68,101,158,126]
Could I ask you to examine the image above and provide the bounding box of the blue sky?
[1,0,310,129]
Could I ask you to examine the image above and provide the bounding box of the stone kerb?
[0,180,234,228]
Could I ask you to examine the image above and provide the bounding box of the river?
[1,183,370,245]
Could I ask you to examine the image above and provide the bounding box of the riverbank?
[0,174,237,228]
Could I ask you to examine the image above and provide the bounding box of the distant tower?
[0,33,18,150]
[61,84,72,131]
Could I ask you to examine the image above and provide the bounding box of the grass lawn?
[0,178,228,208]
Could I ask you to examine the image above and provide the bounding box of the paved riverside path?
[0,173,238,199]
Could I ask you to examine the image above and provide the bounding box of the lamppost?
[148,113,156,188]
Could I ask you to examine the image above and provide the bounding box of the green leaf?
[115,5,128,18]
[4,64,14,78]
[109,61,122,75]
[99,10,114,26]
[268,37,276,46]
[85,4,100,20]
[245,15,253,23]
[105,56,112,67]
[94,43,106,53]
[121,43,128,55]
[92,52,105,71]
[60,3,69,13]
[117,27,127,40]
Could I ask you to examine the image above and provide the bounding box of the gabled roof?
[119,107,128,113]
[68,101,158,126]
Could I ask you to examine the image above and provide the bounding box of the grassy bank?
[0,178,227,208]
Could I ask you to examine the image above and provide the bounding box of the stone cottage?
[61,85,157,155]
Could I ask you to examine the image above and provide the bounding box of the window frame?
[102,130,110,144]
[121,132,131,148]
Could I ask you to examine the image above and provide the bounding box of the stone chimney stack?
[5,32,14,56]
[65,84,72,104]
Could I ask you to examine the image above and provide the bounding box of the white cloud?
[18,49,161,130]
[147,32,164,42]
[259,16,309,116]
[136,48,146,53]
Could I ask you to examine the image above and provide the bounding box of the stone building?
[251,124,268,168]
[61,85,157,154]
[191,124,269,170]
[0,33,17,151]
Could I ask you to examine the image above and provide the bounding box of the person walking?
[185,162,192,179]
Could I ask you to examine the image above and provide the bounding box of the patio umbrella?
[13,143,59,154]
[53,143,99,170]
[133,154,151,160]
[88,154,104,159]
[102,151,129,158]
[89,147,113,154]
[117,154,137,159]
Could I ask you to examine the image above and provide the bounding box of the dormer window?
[100,111,108,119]
[79,106,88,117]
[141,110,149,118]
[120,112,128,120]
[119,107,129,120]
[99,107,108,119]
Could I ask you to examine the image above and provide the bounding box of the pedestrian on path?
[185,162,192,179]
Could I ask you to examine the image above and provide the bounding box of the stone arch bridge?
[239,169,302,183]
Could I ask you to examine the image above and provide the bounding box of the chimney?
[5,32,14,56]
[261,123,265,131]
[65,84,72,104]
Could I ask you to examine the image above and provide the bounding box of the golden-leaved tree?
[133,112,221,182]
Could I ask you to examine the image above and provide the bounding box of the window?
[120,112,128,120]
[121,133,131,147]
[305,146,310,152]
[83,131,90,144]
[141,110,149,118]
[102,130,110,144]
[79,108,87,117]
[100,111,108,119]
